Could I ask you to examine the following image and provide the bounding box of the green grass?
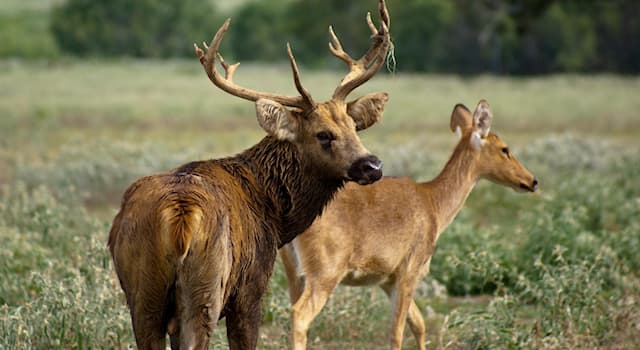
[1,60,639,349]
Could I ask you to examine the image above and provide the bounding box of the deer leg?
[280,245,305,304]
[117,254,174,350]
[406,300,426,350]
[169,328,180,350]
[291,277,341,350]
[381,285,427,350]
[174,273,226,349]
[129,294,170,350]
[381,277,420,350]
[225,245,276,350]
[175,244,230,349]
[225,296,264,350]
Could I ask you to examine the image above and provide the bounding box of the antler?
[329,0,391,101]
[195,19,315,110]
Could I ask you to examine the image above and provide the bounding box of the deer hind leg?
[115,246,174,349]
[174,257,229,350]
[280,244,305,304]
[406,300,426,350]
[175,235,232,349]
[291,276,341,350]
[381,277,421,350]
[224,293,264,350]
[379,289,427,350]
[124,266,176,350]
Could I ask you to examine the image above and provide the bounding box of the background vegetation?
[1,0,639,349]
[2,0,640,74]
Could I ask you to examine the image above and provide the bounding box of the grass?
[1,60,639,349]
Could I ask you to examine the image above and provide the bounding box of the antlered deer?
[108,1,391,349]
[280,100,538,350]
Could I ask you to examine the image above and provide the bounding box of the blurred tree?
[51,0,218,57]
[285,0,376,67]
[387,0,455,72]
[227,0,291,62]
[45,0,640,75]
[525,2,597,73]
[587,1,640,74]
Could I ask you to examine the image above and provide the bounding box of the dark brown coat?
[109,136,351,348]
[108,1,391,347]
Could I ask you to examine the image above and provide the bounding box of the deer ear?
[472,100,492,138]
[255,99,299,141]
[347,92,389,131]
[450,103,473,138]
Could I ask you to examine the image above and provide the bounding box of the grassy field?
[1,59,639,349]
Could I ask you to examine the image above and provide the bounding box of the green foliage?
[14,140,200,206]
[431,135,640,292]
[227,0,291,62]
[50,0,219,57]
[0,11,59,59]
[0,232,132,348]
[4,0,640,74]
[388,0,454,72]
[429,135,640,347]
[443,248,633,349]
[227,0,640,74]
[0,182,133,348]
[1,67,639,348]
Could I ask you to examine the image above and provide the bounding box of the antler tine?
[287,43,316,109]
[195,18,308,108]
[331,0,391,101]
[378,0,391,32]
[328,26,355,65]
[366,12,377,35]
[216,53,240,82]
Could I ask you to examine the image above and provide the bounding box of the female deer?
[281,100,538,350]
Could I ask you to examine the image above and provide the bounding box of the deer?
[280,100,539,350]
[107,1,392,349]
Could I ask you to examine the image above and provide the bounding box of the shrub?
[51,0,218,57]
[14,140,201,207]
[0,11,59,59]
[0,236,133,349]
[443,248,633,349]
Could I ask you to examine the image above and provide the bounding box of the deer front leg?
[225,249,276,350]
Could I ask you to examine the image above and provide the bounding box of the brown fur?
[109,136,355,349]
[109,96,389,350]
[109,2,392,347]
[280,101,538,350]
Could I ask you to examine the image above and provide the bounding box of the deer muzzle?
[348,155,383,185]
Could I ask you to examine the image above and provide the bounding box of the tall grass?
[1,63,639,348]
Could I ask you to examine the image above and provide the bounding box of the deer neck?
[418,142,480,236]
[240,136,344,247]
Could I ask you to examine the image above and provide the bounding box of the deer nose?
[364,157,383,171]
[348,155,383,185]
[520,178,538,192]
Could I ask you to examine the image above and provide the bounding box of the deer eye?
[501,147,510,156]
[316,131,335,149]
[316,131,334,143]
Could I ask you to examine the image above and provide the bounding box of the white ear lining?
[454,126,462,140]
[470,131,485,150]
[255,99,298,141]
[273,112,297,141]
[275,128,296,142]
